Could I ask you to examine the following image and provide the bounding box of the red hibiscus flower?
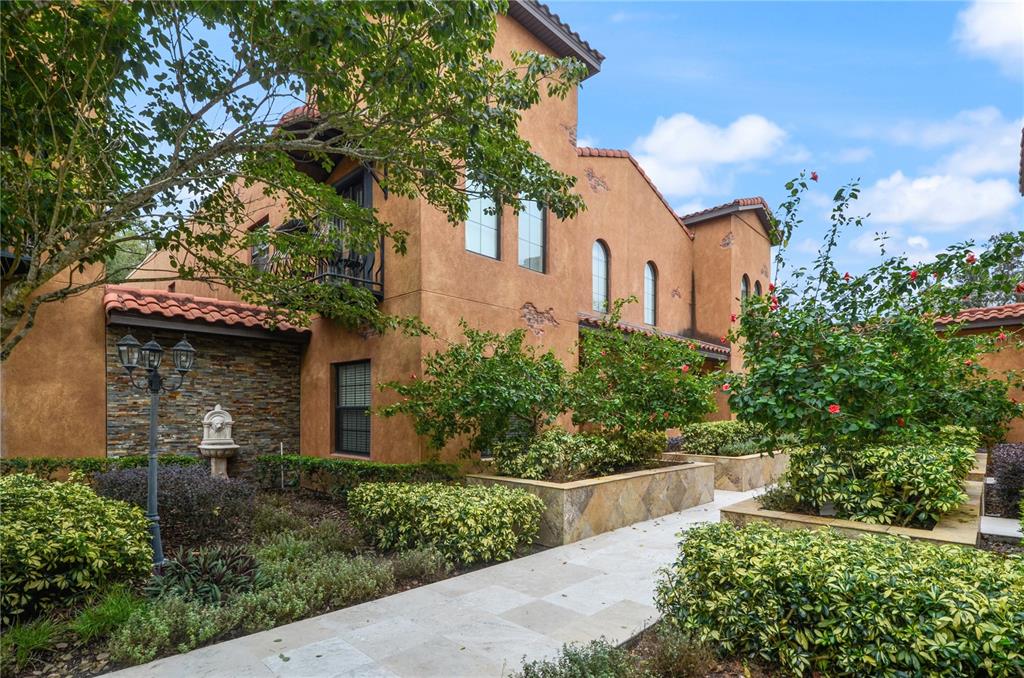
[965,252,977,264]
[600,350,607,357]
[897,417,905,427]
[720,336,727,343]
[909,270,919,281]
[768,283,776,292]
[843,272,851,281]
[810,171,819,182]
[964,359,973,366]
[998,332,1007,341]
[1016,281,1024,294]
[681,364,690,373]
[730,313,738,322]
[663,412,670,419]
[721,383,731,392]
[828,404,840,414]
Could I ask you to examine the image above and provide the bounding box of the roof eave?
[683,204,777,243]
[508,0,604,79]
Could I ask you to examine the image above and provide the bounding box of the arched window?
[741,274,750,300]
[644,262,657,325]
[592,240,610,312]
[754,280,762,296]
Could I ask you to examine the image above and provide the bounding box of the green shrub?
[390,546,453,583]
[251,500,308,540]
[778,426,976,526]
[146,546,265,604]
[642,624,716,678]
[516,639,642,678]
[493,429,661,482]
[94,466,255,548]
[253,454,460,500]
[69,587,146,642]
[349,482,543,564]
[673,421,766,455]
[254,517,362,568]
[0,454,200,480]
[0,617,61,671]
[0,474,151,622]
[656,522,1024,676]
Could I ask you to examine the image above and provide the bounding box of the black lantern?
[140,337,164,370]
[116,333,142,372]
[171,336,196,373]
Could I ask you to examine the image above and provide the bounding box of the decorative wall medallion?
[720,231,734,248]
[560,123,577,146]
[671,288,682,299]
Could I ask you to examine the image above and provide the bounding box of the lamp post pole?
[115,331,196,568]
[147,371,164,565]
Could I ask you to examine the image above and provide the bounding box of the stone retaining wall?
[663,450,788,491]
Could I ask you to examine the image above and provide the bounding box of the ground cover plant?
[348,482,544,564]
[656,522,1024,676]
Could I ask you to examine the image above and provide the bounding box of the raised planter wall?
[720,481,983,547]
[663,451,789,491]
[467,462,714,547]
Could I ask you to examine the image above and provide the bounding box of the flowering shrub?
[571,299,717,435]
[0,474,151,623]
[656,522,1024,676]
[94,466,255,549]
[726,174,1023,447]
[775,426,977,527]
[492,428,663,482]
[379,322,568,456]
[348,482,543,564]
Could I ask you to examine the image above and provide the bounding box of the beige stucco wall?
[1,269,107,458]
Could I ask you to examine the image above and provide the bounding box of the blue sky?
[547,0,1023,273]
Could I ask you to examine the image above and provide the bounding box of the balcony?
[271,217,384,301]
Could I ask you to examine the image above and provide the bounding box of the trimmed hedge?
[0,474,152,623]
[253,454,460,500]
[670,421,766,456]
[348,482,543,564]
[779,426,976,527]
[492,429,664,482]
[0,454,201,480]
[656,522,1024,676]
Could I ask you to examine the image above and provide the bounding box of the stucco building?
[1,1,777,466]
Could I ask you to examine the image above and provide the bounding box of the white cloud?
[906,235,930,250]
[576,135,597,148]
[631,113,788,197]
[859,171,1019,232]
[675,200,707,217]
[954,0,1024,77]
[849,228,939,264]
[858,107,1022,177]
[795,237,820,254]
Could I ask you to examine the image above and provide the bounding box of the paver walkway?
[107,488,759,678]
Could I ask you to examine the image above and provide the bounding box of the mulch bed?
[984,443,1023,519]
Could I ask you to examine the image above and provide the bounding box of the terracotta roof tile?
[103,285,309,335]
[577,312,730,359]
[523,1,605,62]
[936,303,1024,328]
[679,197,777,242]
[576,147,695,239]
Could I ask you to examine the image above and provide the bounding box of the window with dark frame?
[518,201,546,272]
[465,178,500,259]
[754,280,763,296]
[335,361,371,457]
[741,274,751,300]
[249,218,270,272]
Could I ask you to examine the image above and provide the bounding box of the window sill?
[330,452,372,461]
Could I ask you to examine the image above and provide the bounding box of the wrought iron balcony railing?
[269,217,383,300]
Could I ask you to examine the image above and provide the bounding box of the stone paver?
[981,515,1023,540]
[105,489,758,678]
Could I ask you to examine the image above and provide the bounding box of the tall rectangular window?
[465,178,500,259]
[518,201,546,272]
[335,361,371,456]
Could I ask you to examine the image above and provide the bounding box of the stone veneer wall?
[106,328,303,474]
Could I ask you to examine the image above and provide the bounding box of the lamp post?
[115,331,196,566]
